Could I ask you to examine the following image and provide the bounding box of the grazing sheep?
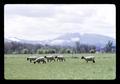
[44,55,55,62]
[81,56,95,63]
[33,57,46,64]
[27,56,37,63]
[55,55,65,62]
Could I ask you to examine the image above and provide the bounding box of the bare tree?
[105,41,113,53]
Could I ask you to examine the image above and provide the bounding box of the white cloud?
[5,4,116,41]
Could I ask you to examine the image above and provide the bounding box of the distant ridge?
[5,33,116,48]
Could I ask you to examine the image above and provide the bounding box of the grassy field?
[4,53,116,80]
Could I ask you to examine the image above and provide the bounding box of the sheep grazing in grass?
[44,55,55,62]
[55,55,65,62]
[81,56,95,63]
[27,56,37,63]
[33,57,46,64]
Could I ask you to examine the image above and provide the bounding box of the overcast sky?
[4,4,116,41]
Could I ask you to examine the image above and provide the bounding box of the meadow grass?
[4,53,116,80]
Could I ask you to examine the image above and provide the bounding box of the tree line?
[4,40,115,54]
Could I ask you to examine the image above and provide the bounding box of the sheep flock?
[27,54,96,64]
[27,54,65,64]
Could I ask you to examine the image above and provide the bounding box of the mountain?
[5,37,21,42]
[5,37,44,45]
[5,38,12,42]
[5,33,116,48]
[48,33,116,48]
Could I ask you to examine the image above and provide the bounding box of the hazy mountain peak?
[50,32,116,47]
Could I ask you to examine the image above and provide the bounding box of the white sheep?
[81,56,95,63]
[55,55,65,62]
[33,57,46,64]
[44,55,55,62]
[27,56,37,63]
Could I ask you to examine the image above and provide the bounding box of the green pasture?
[4,53,116,80]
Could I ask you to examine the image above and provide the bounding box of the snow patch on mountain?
[71,37,80,42]
[5,37,21,42]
